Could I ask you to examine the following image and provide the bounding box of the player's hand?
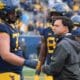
[35,61,42,75]
[24,59,38,69]
[35,69,41,75]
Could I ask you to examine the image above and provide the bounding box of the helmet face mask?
[47,10,63,23]
[71,15,80,27]
[6,8,18,23]
[0,0,21,23]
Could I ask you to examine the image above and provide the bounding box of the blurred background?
[19,0,80,34]
[18,0,80,80]
[1,0,80,80]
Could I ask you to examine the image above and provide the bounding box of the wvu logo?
[9,75,15,80]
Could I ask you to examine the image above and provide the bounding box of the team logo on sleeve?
[9,75,15,80]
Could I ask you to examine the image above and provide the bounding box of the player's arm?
[0,33,25,66]
[0,33,37,68]
[39,37,47,65]
[36,36,47,74]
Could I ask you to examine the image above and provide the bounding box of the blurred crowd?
[18,0,80,35]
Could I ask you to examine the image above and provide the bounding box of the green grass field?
[23,67,45,80]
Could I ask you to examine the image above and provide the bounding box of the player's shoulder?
[42,27,53,35]
[44,27,52,31]
[0,23,10,34]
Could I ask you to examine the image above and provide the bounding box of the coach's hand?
[35,69,41,75]
[42,65,51,75]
